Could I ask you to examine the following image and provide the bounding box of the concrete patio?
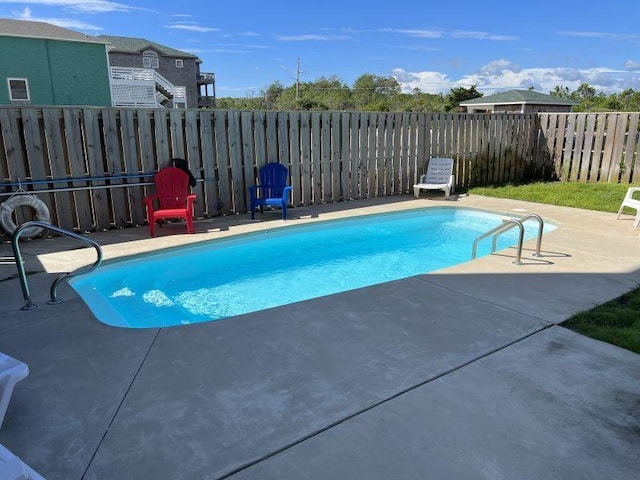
[0,194,639,479]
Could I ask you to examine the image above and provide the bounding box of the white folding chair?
[616,187,640,228]
[413,157,455,199]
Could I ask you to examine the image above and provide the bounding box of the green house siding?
[0,36,111,106]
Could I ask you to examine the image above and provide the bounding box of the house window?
[143,51,159,69]
[8,78,30,101]
[175,59,184,68]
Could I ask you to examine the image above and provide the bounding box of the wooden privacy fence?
[0,107,638,233]
[538,112,640,183]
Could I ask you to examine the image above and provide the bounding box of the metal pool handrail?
[472,219,525,265]
[516,213,544,257]
[11,221,103,310]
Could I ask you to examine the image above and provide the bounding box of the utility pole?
[295,58,305,102]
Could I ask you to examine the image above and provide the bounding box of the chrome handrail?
[517,213,544,257]
[11,221,103,310]
[472,219,525,265]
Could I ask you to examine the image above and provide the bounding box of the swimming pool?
[70,208,556,328]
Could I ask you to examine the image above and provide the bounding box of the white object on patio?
[0,352,29,430]
[616,186,640,228]
[413,157,455,200]
[0,443,45,480]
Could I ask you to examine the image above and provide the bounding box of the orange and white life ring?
[0,194,51,238]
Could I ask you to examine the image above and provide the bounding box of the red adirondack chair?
[143,167,197,237]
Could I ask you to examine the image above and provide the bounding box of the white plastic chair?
[0,352,29,430]
[413,157,455,200]
[616,187,640,228]
[0,443,45,480]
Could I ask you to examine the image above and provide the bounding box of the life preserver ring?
[0,194,51,238]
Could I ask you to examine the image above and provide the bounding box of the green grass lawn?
[467,181,640,355]
[563,291,640,354]
[467,181,635,213]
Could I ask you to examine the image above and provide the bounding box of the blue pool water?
[70,208,556,328]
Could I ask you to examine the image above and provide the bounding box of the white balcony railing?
[110,67,187,108]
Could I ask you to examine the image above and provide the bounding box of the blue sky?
[1,0,640,98]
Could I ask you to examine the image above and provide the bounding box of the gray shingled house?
[98,35,214,109]
[460,89,578,113]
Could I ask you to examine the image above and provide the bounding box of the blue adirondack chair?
[248,162,292,220]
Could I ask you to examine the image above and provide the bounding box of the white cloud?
[479,59,522,75]
[624,60,640,71]
[165,23,219,33]
[381,28,517,41]
[450,30,518,41]
[13,6,102,30]
[380,28,444,38]
[393,60,640,95]
[277,34,351,41]
[558,31,640,41]
[390,68,452,94]
[403,45,440,52]
[0,0,141,13]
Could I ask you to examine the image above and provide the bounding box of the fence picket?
[392,113,403,193]
[350,113,360,199]
[589,114,607,182]
[22,109,56,227]
[300,112,312,204]
[40,109,72,229]
[311,112,322,204]
[385,113,395,194]
[137,109,156,208]
[400,113,409,193]
[184,109,204,218]
[80,109,109,229]
[169,109,185,159]
[341,112,351,200]
[562,114,577,181]
[376,113,386,195]
[626,114,640,183]
[569,114,586,182]
[331,112,342,201]
[227,111,244,213]
[359,113,369,198]
[321,112,332,202]
[154,110,171,165]
[600,114,618,182]
[367,114,378,196]
[199,110,219,216]
[609,113,629,183]
[119,109,145,226]
[289,112,302,205]
[241,111,256,212]
[266,111,278,162]
[101,109,128,226]
[213,110,232,213]
[579,114,596,182]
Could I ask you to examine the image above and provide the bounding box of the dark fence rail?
[1,107,637,233]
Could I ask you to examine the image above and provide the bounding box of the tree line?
[214,73,640,112]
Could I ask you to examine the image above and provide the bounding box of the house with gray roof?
[0,18,112,106]
[98,35,215,109]
[460,89,578,113]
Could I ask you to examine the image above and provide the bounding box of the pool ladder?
[471,213,544,265]
[11,220,103,310]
